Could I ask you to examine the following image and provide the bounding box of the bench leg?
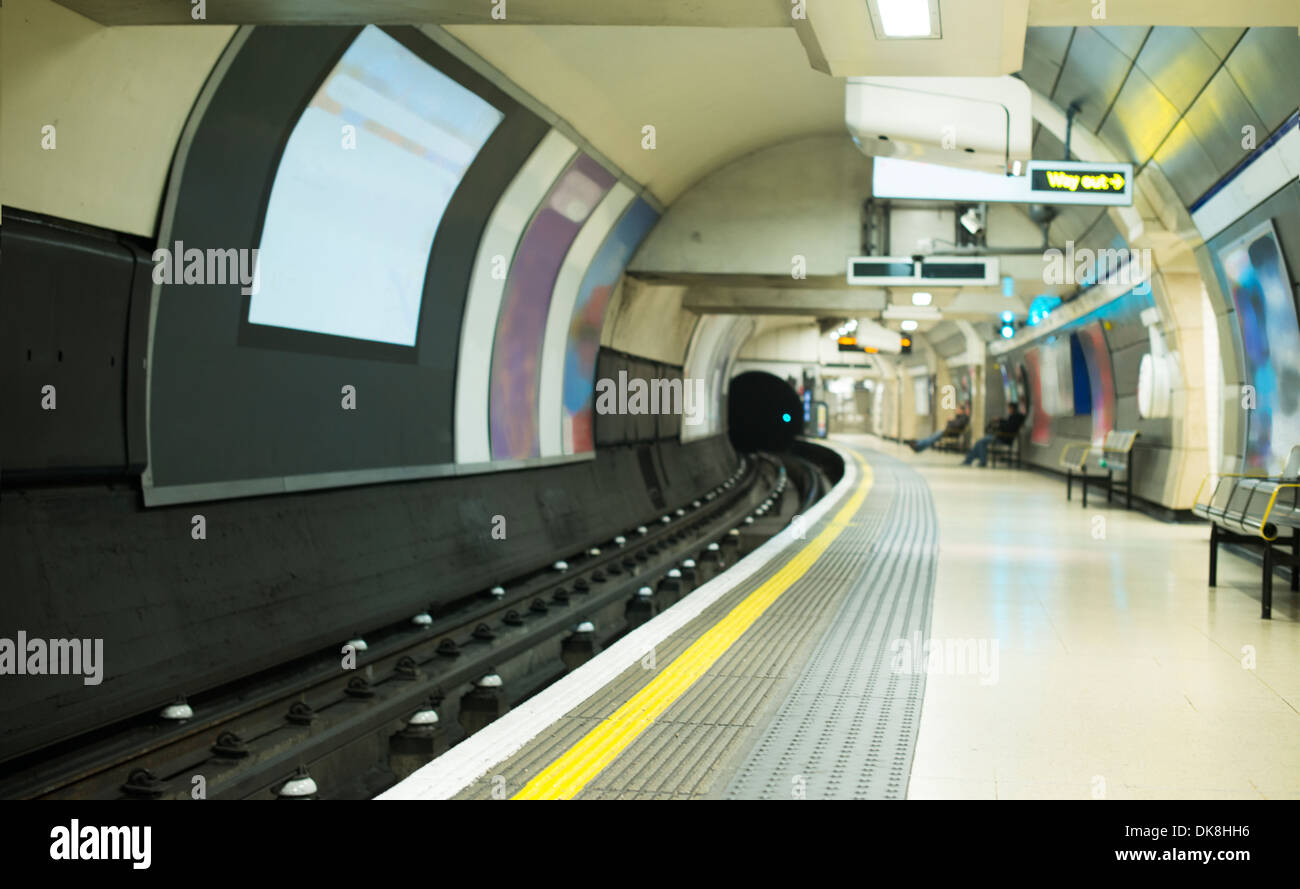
[1292,532,1299,593]
[1082,471,1088,509]
[1208,523,1218,587]
[1067,471,1072,501]
[1262,544,1273,619]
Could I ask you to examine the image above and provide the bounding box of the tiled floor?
[853,437,1300,800]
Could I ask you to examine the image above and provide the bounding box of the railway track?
[1,452,821,800]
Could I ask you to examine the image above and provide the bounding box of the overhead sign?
[1027,162,1129,201]
[872,157,1133,206]
[846,255,999,286]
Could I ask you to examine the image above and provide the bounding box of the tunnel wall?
[0,430,735,763]
[1198,177,1300,475]
[0,17,744,762]
[0,0,235,237]
[629,135,871,278]
[0,201,737,760]
[986,129,1300,508]
[987,286,1179,504]
[143,24,667,504]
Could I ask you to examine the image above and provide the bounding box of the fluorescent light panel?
[868,0,940,40]
[876,0,931,37]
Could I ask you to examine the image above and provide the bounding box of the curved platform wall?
[983,122,1300,509]
[0,15,739,762]
[143,25,667,504]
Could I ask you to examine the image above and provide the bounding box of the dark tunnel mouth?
[727,371,804,454]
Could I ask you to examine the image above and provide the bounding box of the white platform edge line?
[375,439,861,800]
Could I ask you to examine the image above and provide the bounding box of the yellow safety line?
[512,452,874,800]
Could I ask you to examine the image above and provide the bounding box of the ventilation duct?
[846,76,1032,175]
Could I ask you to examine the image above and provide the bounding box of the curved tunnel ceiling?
[440,24,847,206]
[4,3,1297,376]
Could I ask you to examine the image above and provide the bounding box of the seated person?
[907,403,970,453]
[962,404,1026,467]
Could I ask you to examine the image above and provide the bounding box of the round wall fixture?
[1137,352,1173,419]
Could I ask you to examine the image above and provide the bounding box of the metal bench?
[1060,430,1139,509]
[1191,445,1300,619]
[933,426,970,454]
[988,430,1021,468]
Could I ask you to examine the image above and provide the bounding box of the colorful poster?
[1023,347,1051,446]
[1073,320,1115,444]
[561,198,659,454]
[1219,220,1300,473]
[490,154,615,460]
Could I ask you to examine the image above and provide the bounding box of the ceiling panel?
[1195,27,1247,59]
[441,25,845,205]
[1050,27,1132,133]
[1050,205,1104,244]
[1152,119,1222,206]
[1033,125,1068,161]
[1135,27,1221,114]
[1099,66,1181,165]
[1182,66,1267,176]
[1018,52,1062,97]
[1224,28,1300,133]
[1079,211,1124,252]
[1093,26,1150,60]
[1024,26,1074,66]
[929,323,969,357]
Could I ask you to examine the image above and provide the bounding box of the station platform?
[383,435,1300,802]
[382,439,938,800]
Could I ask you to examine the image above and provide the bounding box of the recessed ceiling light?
[900,319,919,332]
[870,0,940,39]
[912,292,932,306]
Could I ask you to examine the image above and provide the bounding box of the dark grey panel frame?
[0,211,151,479]
[146,25,550,499]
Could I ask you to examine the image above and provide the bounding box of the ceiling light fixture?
[872,0,936,38]
[912,292,932,306]
[900,319,919,332]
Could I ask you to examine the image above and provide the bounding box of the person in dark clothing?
[907,403,970,453]
[962,404,1026,467]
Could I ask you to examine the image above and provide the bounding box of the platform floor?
[386,435,1300,801]
[885,434,1300,800]
[448,442,937,799]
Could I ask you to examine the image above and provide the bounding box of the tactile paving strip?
[721,449,937,799]
[454,445,936,799]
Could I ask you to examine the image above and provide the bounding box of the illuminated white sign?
[872,157,1134,206]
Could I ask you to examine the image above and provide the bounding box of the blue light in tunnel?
[782,413,792,423]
